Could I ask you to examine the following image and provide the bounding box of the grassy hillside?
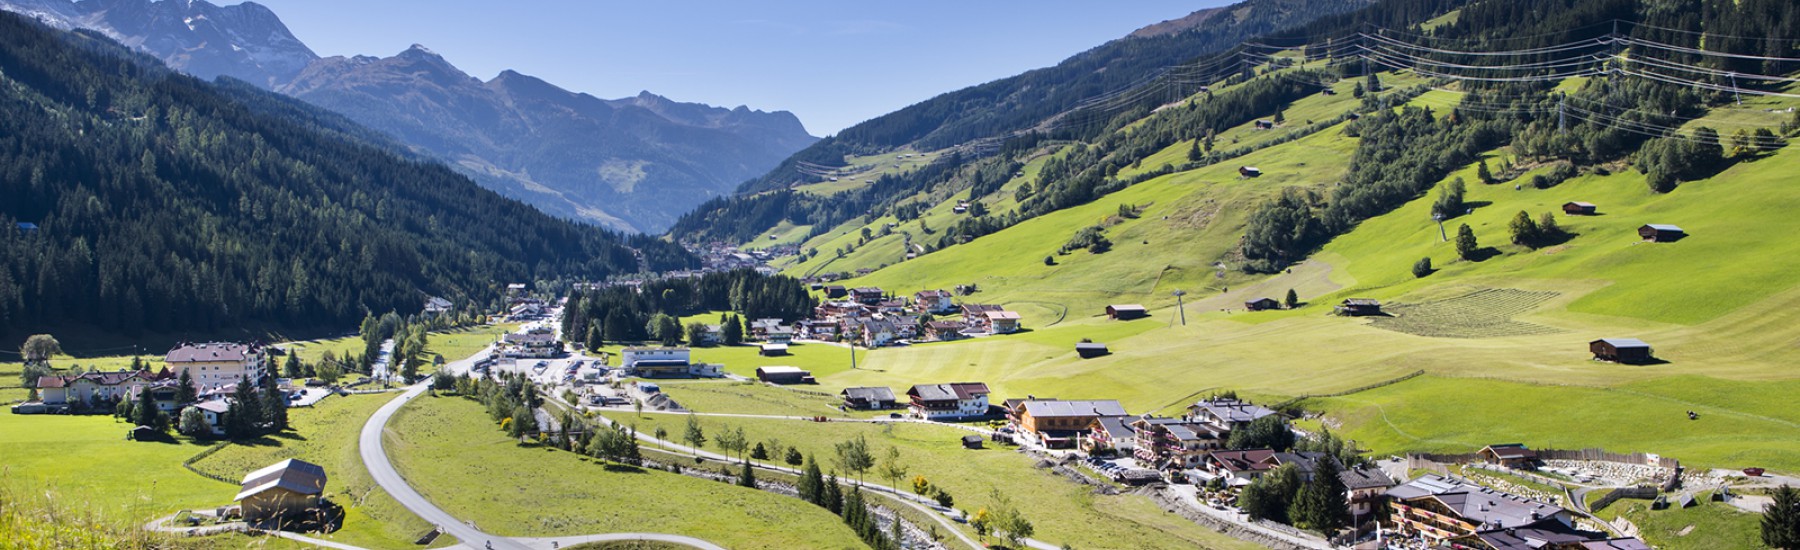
[700,53,1800,480]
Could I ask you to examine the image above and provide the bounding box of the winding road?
[357,344,726,550]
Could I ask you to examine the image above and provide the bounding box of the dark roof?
[166,342,256,363]
[1581,538,1653,550]
[1387,475,1567,530]
[1093,416,1136,439]
[1483,443,1537,460]
[1475,526,1594,550]
[926,320,967,330]
[1191,398,1277,424]
[961,435,984,443]
[961,304,1004,314]
[842,387,897,402]
[1642,224,1684,232]
[235,459,327,501]
[1339,466,1395,490]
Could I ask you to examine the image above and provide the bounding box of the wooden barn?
[1563,202,1597,215]
[1638,224,1685,242]
[1075,342,1110,358]
[1238,166,1263,178]
[1244,297,1281,311]
[1591,338,1654,364]
[1478,443,1539,468]
[1105,304,1148,320]
[235,459,327,524]
[756,366,815,385]
[1337,298,1383,316]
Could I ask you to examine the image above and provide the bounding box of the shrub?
[1412,257,1433,278]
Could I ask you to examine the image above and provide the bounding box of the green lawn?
[654,380,857,418]
[385,395,868,550]
[1606,498,1762,550]
[190,393,434,549]
[0,411,230,522]
[424,323,518,365]
[605,412,1262,550]
[1309,375,1800,472]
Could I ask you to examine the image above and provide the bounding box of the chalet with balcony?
[907,382,991,420]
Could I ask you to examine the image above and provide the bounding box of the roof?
[194,400,231,414]
[909,382,990,401]
[1592,338,1651,349]
[961,434,984,443]
[1207,449,1279,472]
[1093,416,1136,439]
[1566,201,1596,208]
[1387,475,1567,530]
[36,370,151,389]
[1190,398,1278,424]
[1581,538,1653,550]
[1341,298,1381,307]
[916,289,951,299]
[756,366,808,375]
[1075,342,1108,350]
[166,342,256,363]
[1482,443,1538,460]
[622,347,690,353]
[1642,224,1684,232]
[985,311,1021,321]
[1339,466,1395,490]
[926,320,967,330]
[1474,526,1594,550]
[1109,304,1147,312]
[1020,400,1127,418]
[759,343,789,350]
[842,387,897,402]
[235,459,327,501]
[853,287,883,294]
[962,304,1004,313]
[1246,297,1280,304]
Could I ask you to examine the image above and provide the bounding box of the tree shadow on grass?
[1465,247,1503,262]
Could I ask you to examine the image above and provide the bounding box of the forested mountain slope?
[0,11,692,341]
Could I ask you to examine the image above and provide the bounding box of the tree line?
[560,269,815,348]
[0,12,693,341]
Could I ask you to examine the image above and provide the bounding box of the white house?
[906,383,991,420]
[166,342,266,389]
[35,370,159,409]
[913,290,956,314]
[193,400,230,436]
[620,347,721,378]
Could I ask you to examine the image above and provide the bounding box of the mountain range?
[0,0,816,233]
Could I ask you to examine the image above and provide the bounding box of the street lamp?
[1172,290,1188,326]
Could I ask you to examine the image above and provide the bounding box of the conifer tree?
[825,472,845,515]
[1456,224,1479,260]
[1766,485,1800,550]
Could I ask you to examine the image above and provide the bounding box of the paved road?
[360,344,725,550]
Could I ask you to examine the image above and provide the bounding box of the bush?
[1412,257,1432,278]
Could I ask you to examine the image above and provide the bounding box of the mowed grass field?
[733,63,1800,479]
[190,393,435,549]
[604,412,1262,550]
[385,395,867,550]
[0,410,231,522]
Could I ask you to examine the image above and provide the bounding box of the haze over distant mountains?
[0,0,817,233]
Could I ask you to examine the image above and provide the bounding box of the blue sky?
[240,1,1229,135]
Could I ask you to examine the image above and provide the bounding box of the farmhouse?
[192,400,230,436]
[823,285,848,299]
[914,289,957,314]
[1238,166,1263,178]
[1590,338,1654,364]
[33,370,161,411]
[1201,449,1328,483]
[749,318,785,338]
[859,318,899,347]
[907,382,991,420]
[1562,202,1597,215]
[1075,342,1109,358]
[1386,475,1573,546]
[1337,298,1383,316]
[755,366,814,385]
[841,387,899,410]
[1188,397,1278,429]
[166,342,267,389]
[758,343,788,356]
[234,459,327,524]
[763,325,795,344]
[1244,297,1281,311]
[1479,443,1539,468]
[1341,466,1396,522]
[984,311,1021,334]
[925,320,968,341]
[1105,304,1148,320]
[1637,224,1685,242]
[851,287,885,305]
[422,296,453,316]
[1009,399,1127,448]
[1131,417,1229,470]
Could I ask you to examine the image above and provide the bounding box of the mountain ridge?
[0,0,818,233]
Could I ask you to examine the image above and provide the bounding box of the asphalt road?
[361,340,726,550]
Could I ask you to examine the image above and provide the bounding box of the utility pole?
[1729,72,1743,106]
[1172,290,1188,326]
[1434,213,1448,242]
[1558,93,1567,134]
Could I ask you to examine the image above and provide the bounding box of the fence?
[1538,448,1680,470]
[182,441,236,484]
[1271,370,1426,411]
[1589,486,1658,512]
